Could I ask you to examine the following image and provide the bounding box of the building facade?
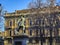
[4,6,60,45]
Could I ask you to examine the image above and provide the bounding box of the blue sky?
[0,0,32,12]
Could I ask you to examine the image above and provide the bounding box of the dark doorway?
[0,43,3,45]
[15,41,22,45]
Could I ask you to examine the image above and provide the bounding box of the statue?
[15,15,25,34]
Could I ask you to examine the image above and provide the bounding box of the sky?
[0,0,32,12]
[0,0,60,12]
[0,0,60,31]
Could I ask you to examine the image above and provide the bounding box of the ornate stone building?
[4,6,60,45]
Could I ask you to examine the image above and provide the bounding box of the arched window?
[9,20,12,26]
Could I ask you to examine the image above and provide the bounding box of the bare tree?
[28,0,43,9]
[28,0,57,9]
[34,0,42,8]
[28,0,44,45]
[46,0,56,7]
[28,1,35,9]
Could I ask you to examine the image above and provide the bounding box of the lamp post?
[0,4,2,29]
[0,4,2,16]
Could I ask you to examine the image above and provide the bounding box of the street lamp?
[0,4,2,15]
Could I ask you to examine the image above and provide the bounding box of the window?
[30,30,32,36]
[54,29,59,36]
[9,20,12,26]
[56,37,60,43]
[10,30,11,36]
[35,29,38,36]
[8,39,12,43]
[35,39,39,43]
[30,19,32,25]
